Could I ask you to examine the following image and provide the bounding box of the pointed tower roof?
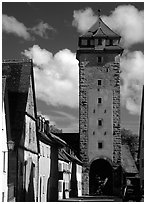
[82,10,120,38]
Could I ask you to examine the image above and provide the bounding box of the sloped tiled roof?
[2,60,32,147]
[82,17,120,38]
[121,145,138,174]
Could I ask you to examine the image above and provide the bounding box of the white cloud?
[120,51,144,114]
[2,14,31,40]
[102,5,144,47]
[31,21,55,39]
[2,14,55,40]
[72,7,97,34]
[72,5,144,48]
[22,45,79,108]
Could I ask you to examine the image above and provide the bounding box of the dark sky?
[2,2,144,134]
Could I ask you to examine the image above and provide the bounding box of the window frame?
[98,119,103,127]
[97,97,102,104]
[98,142,103,149]
[97,79,102,86]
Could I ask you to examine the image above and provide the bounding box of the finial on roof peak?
[98,9,101,17]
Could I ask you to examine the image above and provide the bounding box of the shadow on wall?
[70,162,78,198]
[47,146,58,202]
[25,160,35,202]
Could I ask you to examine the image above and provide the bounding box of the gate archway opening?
[89,158,113,196]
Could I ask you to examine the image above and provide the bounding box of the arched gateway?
[89,158,113,195]
[76,12,123,196]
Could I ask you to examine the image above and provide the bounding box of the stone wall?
[79,56,121,195]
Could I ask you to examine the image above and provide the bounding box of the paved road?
[59,195,123,202]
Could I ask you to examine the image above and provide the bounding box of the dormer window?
[81,39,88,46]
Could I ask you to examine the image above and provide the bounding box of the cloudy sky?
[2,2,144,134]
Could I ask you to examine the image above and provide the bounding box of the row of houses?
[1,59,82,202]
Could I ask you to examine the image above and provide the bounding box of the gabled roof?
[82,16,120,38]
[121,145,138,174]
[2,60,33,147]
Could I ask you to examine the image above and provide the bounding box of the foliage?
[121,128,139,161]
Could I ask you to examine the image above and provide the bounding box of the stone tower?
[76,13,123,195]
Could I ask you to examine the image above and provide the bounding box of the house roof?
[63,149,82,165]
[82,16,120,38]
[121,145,138,174]
[2,60,33,147]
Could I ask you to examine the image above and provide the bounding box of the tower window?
[90,39,94,46]
[81,39,88,46]
[98,119,103,126]
[109,39,113,45]
[98,97,102,104]
[97,79,102,86]
[98,38,102,45]
[106,39,110,46]
[93,131,95,135]
[98,142,103,149]
[97,56,102,63]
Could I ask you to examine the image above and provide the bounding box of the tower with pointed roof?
[76,12,123,195]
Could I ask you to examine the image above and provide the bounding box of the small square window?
[97,79,102,86]
[93,131,95,135]
[98,142,103,149]
[98,98,102,104]
[98,119,103,126]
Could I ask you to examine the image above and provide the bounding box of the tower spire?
[98,9,101,17]
[98,9,101,27]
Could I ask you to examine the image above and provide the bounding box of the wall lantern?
[7,140,15,151]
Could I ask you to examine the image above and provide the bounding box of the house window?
[47,147,49,158]
[142,159,144,168]
[98,142,103,149]
[98,97,102,104]
[97,56,102,63]
[29,123,31,143]
[42,146,44,157]
[2,192,5,202]
[58,181,63,192]
[81,39,88,46]
[3,151,6,172]
[43,175,45,194]
[97,79,102,86]
[98,119,103,127]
